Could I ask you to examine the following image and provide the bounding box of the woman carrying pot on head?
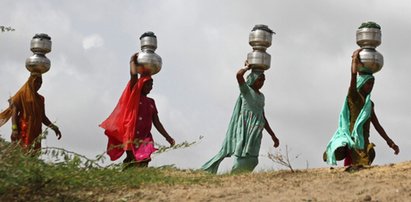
[0,74,62,152]
[324,49,399,171]
[201,61,280,174]
[100,51,175,169]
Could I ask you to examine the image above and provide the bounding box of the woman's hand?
[140,71,151,77]
[387,140,400,155]
[130,52,138,64]
[237,60,251,84]
[351,49,363,74]
[49,124,62,140]
[130,53,139,75]
[54,128,62,140]
[11,130,19,142]
[166,136,175,147]
[271,136,280,148]
[243,60,250,71]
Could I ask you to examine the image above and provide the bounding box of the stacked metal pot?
[356,22,384,74]
[136,31,162,75]
[25,33,52,75]
[247,24,275,71]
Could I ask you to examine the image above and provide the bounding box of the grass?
[0,136,218,201]
[0,133,308,201]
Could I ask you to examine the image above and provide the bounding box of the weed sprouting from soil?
[267,145,301,173]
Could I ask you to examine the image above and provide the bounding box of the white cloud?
[82,34,104,50]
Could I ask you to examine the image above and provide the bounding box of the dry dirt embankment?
[104,161,411,202]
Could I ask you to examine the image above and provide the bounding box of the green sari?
[202,71,266,173]
[325,74,375,165]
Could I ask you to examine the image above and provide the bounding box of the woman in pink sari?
[100,53,175,168]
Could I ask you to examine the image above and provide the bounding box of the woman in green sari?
[202,61,280,174]
[324,49,400,170]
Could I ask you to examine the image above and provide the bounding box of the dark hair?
[252,24,275,34]
[139,31,156,40]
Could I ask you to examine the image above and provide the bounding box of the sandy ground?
[101,161,411,202]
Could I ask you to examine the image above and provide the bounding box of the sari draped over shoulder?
[100,76,156,161]
[0,75,45,150]
[325,74,375,165]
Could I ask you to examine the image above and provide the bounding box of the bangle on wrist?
[387,140,394,147]
[12,124,18,131]
[48,123,58,130]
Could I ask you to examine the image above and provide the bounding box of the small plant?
[358,21,381,29]
[0,26,15,32]
[155,135,203,153]
[267,145,300,173]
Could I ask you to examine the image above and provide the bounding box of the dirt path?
[101,161,411,202]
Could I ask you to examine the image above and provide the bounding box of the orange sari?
[0,75,45,150]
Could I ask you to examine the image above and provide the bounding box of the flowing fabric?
[0,105,12,127]
[325,74,375,165]
[100,76,156,161]
[0,75,45,150]
[201,71,265,173]
[231,156,259,173]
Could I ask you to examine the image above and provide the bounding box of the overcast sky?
[1,0,410,172]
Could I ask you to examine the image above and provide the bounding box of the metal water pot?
[25,33,52,74]
[356,28,381,48]
[249,28,272,50]
[247,51,271,70]
[358,48,384,74]
[137,52,162,75]
[30,33,52,54]
[247,25,274,70]
[136,32,162,75]
[25,54,51,74]
[140,34,157,51]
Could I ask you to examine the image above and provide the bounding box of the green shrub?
[0,135,213,201]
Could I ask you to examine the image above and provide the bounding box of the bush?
[0,135,211,201]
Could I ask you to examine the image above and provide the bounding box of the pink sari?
[100,76,157,161]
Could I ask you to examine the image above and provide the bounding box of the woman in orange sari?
[0,74,62,151]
